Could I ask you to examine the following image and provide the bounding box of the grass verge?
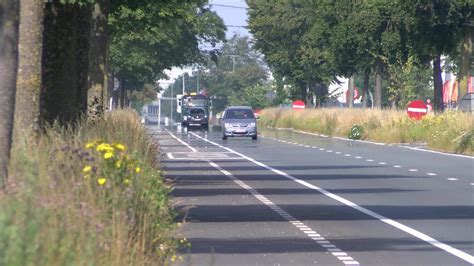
[0,109,183,265]
[259,108,474,155]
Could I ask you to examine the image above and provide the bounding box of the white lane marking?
[333,252,348,256]
[190,132,474,265]
[327,150,333,153]
[167,131,197,152]
[205,160,359,265]
[471,183,474,186]
[304,145,310,148]
[345,154,351,157]
[355,156,362,159]
[298,144,304,147]
[447,178,458,181]
[400,146,474,159]
[335,152,341,154]
[319,148,325,151]
[379,162,387,165]
[166,152,175,159]
[427,173,437,176]
[409,169,418,172]
[312,146,318,149]
[366,159,374,162]
[394,165,402,168]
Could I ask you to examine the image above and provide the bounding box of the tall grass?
[259,108,474,154]
[0,109,179,266]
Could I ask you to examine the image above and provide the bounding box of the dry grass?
[259,108,474,154]
[0,109,180,266]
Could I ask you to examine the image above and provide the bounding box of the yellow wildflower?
[85,142,95,149]
[97,178,106,186]
[135,166,141,173]
[124,179,130,185]
[104,152,114,159]
[115,160,122,168]
[114,143,126,151]
[82,165,92,173]
[96,143,114,152]
[171,255,177,262]
[83,175,90,179]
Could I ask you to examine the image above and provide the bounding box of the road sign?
[407,100,428,120]
[292,100,305,110]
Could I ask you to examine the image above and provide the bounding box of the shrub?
[348,124,364,140]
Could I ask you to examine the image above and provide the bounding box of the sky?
[158,0,250,88]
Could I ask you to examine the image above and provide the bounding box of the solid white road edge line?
[167,130,197,152]
[190,132,474,265]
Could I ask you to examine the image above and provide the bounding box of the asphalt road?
[151,125,474,266]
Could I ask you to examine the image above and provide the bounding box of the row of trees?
[247,0,473,111]
[0,0,226,185]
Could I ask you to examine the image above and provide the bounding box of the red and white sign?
[292,100,305,110]
[253,109,261,117]
[407,100,428,120]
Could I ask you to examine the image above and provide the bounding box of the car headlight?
[248,122,256,127]
[224,123,232,128]
[183,115,187,120]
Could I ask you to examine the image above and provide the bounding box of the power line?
[211,3,248,9]
[226,25,248,28]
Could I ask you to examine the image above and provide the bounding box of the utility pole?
[182,72,186,94]
[170,83,174,122]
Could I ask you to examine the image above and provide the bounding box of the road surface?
[151,125,474,265]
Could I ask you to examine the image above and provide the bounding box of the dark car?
[184,107,208,128]
[221,106,257,140]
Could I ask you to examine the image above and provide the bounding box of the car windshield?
[189,108,205,115]
[225,109,255,119]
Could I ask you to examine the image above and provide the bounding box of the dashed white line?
[345,154,351,157]
[335,152,341,154]
[447,178,458,181]
[394,165,402,168]
[327,150,333,153]
[319,148,325,151]
[190,132,474,265]
[427,173,437,176]
[304,145,310,148]
[366,159,374,162]
[205,160,359,265]
[355,156,362,159]
[379,162,387,165]
[409,169,418,172]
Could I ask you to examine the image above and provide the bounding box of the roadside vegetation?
[0,110,183,265]
[259,108,474,155]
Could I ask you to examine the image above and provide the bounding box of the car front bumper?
[224,128,257,137]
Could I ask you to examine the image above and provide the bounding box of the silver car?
[221,106,257,140]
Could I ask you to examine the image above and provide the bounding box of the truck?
[177,93,210,128]
[141,101,160,125]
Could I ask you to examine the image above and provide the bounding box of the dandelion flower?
[114,144,126,151]
[171,255,177,262]
[115,160,122,168]
[97,178,106,186]
[104,152,114,159]
[124,179,130,185]
[82,165,92,173]
[135,166,141,173]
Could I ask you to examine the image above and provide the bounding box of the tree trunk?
[14,0,44,138]
[42,1,91,125]
[87,0,109,119]
[458,17,473,101]
[362,69,370,108]
[0,0,19,186]
[374,59,383,108]
[347,76,354,108]
[433,55,444,113]
[119,79,126,108]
